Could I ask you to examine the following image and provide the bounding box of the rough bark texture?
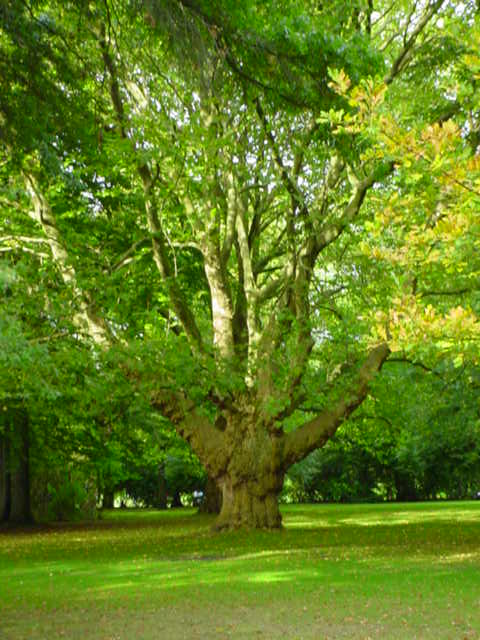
[215,478,283,530]
[181,345,389,530]
[192,411,285,530]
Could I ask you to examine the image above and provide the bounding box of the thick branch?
[142,176,205,351]
[176,410,229,476]
[23,172,111,347]
[0,246,49,259]
[220,175,237,265]
[202,240,235,359]
[282,343,390,467]
[235,205,261,374]
[151,389,228,474]
[0,235,49,245]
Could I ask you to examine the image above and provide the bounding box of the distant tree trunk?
[5,409,33,524]
[198,476,222,514]
[0,432,11,522]
[102,489,114,509]
[171,490,183,507]
[394,471,418,501]
[153,470,167,509]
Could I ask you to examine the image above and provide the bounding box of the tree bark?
[192,414,285,530]
[198,475,222,514]
[171,490,183,508]
[215,478,282,530]
[283,343,390,466]
[164,345,390,530]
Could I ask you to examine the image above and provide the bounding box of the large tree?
[1,0,479,528]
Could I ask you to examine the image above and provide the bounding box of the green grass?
[1,502,480,639]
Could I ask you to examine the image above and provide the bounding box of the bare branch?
[98,27,205,352]
[110,237,152,272]
[419,286,475,298]
[385,357,443,378]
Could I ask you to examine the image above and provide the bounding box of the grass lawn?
[1,502,480,639]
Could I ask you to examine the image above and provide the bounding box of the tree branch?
[384,0,446,85]
[23,172,111,347]
[98,27,204,352]
[385,357,443,378]
[282,343,390,467]
[316,162,393,252]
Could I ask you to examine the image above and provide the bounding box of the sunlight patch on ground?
[437,551,480,563]
[247,570,296,584]
[284,505,480,529]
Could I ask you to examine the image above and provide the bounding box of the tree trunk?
[7,410,32,524]
[176,346,389,531]
[194,414,285,530]
[394,471,417,501]
[215,478,282,530]
[153,471,167,509]
[171,490,183,508]
[198,475,222,514]
[0,433,11,522]
[102,489,115,509]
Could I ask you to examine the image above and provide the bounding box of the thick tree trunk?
[174,346,389,531]
[198,476,222,514]
[215,479,282,530]
[197,415,285,530]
